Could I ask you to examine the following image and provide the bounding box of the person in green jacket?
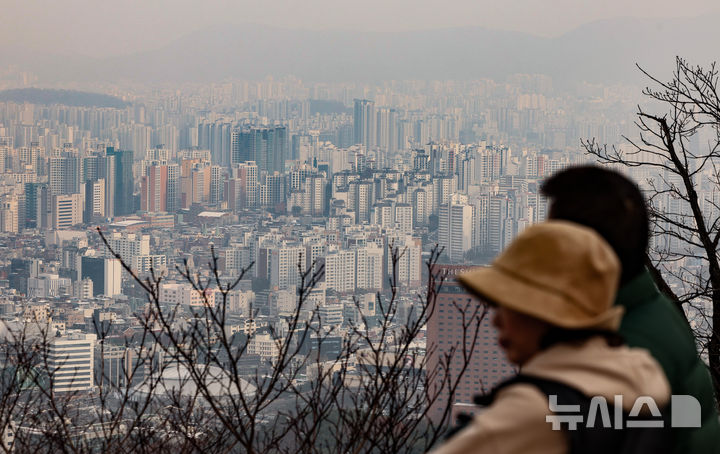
[541,165,720,453]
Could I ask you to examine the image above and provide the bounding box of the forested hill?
[0,88,128,108]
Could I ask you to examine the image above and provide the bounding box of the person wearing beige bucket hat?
[430,221,671,454]
[458,219,624,332]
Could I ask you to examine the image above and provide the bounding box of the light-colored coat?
[431,337,670,454]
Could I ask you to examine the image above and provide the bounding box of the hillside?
[0,88,128,108]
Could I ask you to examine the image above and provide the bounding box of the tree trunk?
[711,287,720,400]
[645,255,688,323]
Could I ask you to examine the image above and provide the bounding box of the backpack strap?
[469,374,671,454]
[446,375,574,440]
[473,374,585,406]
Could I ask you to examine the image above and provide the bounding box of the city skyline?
[0,2,716,451]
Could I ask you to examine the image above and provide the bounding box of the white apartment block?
[104,258,122,296]
[224,246,253,274]
[269,245,304,291]
[247,332,280,358]
[318,302,344,329]
[49,333,96,393]
[304,241,327,273]
[132,254,167,274]
[412,188,429,225]
[106,232,166,274]
[389,235,422,288]
[394,203,413,234]
[371,202,394,229]
[27,273,72,298]
[355,244,384,291]
[324,249,356,293]
[87,179,105,218]
[0,194,19,233]
[438,194,476,262]
[106,232,150,258]
[160,282,216,308]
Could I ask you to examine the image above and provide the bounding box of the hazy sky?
[4,0,720,57]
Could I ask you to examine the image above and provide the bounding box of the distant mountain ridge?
[0,88,128,108]
[3,16,719,86]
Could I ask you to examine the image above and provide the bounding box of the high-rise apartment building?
[307,175,327,216]
[268,245,304,291]
[104,232,165,274]
[49,152,81,195]
[228,161,258,210]
[224,245,254,276]
[166,164,180,212]
[84,179,105,222]
[83,155,100,183]
[18,144,39,171]
[411,188,429,226]
[210,165,224,205]
[0,194,19,233]
[438,194,476,262]
[388,235,422,288]
[355,244,384,291]
[84,153,117,219]
[231,127,288,173]
[324,249,356,293]
[371,201,394,229]
[394,203,413,235]
[287,174,327,217]
[436,175,458,206]
[261,172,285,208]
[24,182,45,228]
[141,165,169,212]
[106,147,134,216]
[349,180,373,224]
[84,152,120,220]
[375,107,399,152]
[353,99,376,148]
[487,194,513,255]
[199,121,232,167]
[180,159,213,208]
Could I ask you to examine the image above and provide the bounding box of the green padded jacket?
[617,269,720,454]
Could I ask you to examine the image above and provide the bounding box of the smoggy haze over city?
[3,0,720,86]
[4,0,720,55]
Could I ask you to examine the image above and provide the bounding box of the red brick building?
[426,264,515,423]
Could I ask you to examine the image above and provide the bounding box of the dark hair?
[540,328,625,350]
[541,166,649,283]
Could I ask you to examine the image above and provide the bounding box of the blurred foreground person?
[431,221,670,454]
[543,166,720,453]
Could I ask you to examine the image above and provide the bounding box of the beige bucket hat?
[457,220,624,330]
